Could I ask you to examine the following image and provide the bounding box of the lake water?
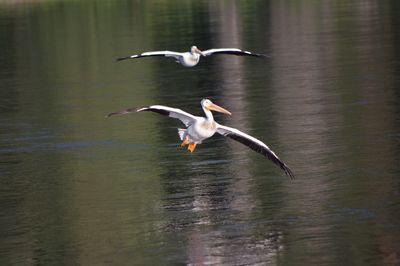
[1,0,400,265]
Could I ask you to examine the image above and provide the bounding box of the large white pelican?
[107,99,294,178]
[116,46,266,67]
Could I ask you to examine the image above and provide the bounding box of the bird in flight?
[107,99,294,178]
[116,46,267,67]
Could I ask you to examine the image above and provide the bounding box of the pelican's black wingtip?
[116,56,130,62]
[284,166,295,180]
[105,112,117,118]
[106,107,139,118]
[258,53,271,58]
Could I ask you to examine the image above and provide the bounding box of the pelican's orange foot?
[187,143,197,153]
[180,137,189,147]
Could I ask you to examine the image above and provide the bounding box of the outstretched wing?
[201,48,267,57]
[107,105,198,127]
[216,125,294,179]
[116,51,183,61]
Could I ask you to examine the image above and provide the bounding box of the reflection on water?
[1,0,400,265]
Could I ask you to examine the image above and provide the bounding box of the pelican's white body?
[177,52,201,67]
[179,117,218,143]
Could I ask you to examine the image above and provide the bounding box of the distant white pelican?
[116,46,266,67]
[107,99,294,178]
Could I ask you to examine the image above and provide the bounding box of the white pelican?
[107,99,294,178]
[116,46,266,67]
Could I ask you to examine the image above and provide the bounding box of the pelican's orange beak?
[208,102,232,115]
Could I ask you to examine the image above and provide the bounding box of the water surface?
[1,0,400,265]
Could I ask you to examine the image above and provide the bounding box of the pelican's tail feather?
[178,128,186,141]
